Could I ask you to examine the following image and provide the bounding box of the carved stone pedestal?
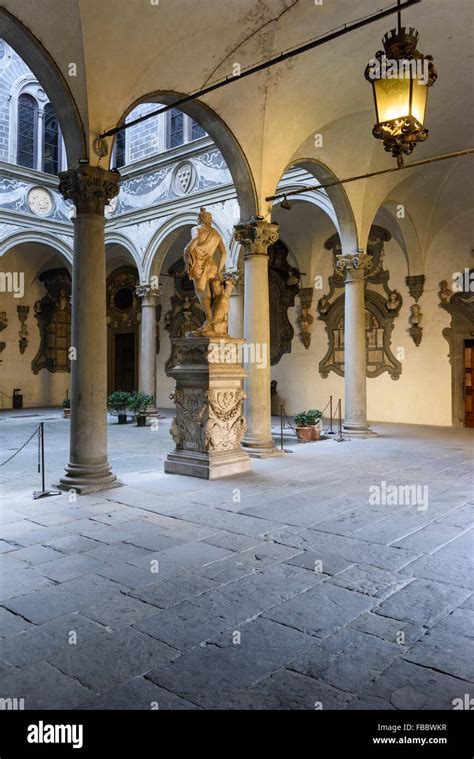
[165,337,251,479]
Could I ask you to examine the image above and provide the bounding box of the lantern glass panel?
[411,80,428,124]
[374,77,411,122]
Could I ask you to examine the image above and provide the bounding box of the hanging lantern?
[365,25,437,166]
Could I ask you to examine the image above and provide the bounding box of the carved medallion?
[173,161,196,195]
[28,187,54,217]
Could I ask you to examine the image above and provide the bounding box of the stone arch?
[0,7,86,165]
[110,92,257,220]
[0,230,73,268]
[143,211,228,283]
[276,158,359,254]
[105,233,142,278]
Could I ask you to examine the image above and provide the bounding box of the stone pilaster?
[336,250,377,437]
[234,217,281,456]
[136,284,161,399]
[57,161,121,493]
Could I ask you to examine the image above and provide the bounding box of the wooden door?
[464,340,474,427]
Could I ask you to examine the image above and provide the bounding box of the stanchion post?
[33,422,62,500]
[334,398,350,443]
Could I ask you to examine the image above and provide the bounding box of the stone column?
[234,216,281,456]
[336,250,377,437]
[136,284,161,398]
[228,277,244,339]
[57,161,121,493]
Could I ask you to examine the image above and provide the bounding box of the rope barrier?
[0,422,62,500]
[0,424,40,467]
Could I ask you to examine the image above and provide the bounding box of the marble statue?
[184,207,234,336]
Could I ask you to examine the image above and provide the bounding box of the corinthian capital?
[58,161,121,216]
[135,284,162,306]
[234,216,279,258]
[336,251,373,281]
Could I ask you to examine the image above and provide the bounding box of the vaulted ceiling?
[1,0,473,250]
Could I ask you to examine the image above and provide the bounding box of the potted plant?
[128,392,154,427]
[62,397,71,419]
[306,409,323,440]
[294,409,323,442]
[294,411,313,443]
[107,390,131,424]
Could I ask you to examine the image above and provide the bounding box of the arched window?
[43,103,60,174]
[114,129,126,169]
[17,93,37,168]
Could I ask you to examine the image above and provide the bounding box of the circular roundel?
[27,187,54,217]
[114,287,134,311]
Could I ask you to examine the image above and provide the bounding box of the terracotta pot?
[310,425,321,441]
[63,408,71,419]
[136,415,147,427]
[295,426,312,443]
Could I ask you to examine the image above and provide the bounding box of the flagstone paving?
[0,409,472,709]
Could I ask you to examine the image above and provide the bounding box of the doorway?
[464,340,474,427]
[114,333,136,392]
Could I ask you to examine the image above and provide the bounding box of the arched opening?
[0,8,86,165]
[105,243,141,395]
[0,239,72,409]
[110,92,257,220]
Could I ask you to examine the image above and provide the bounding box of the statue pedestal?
[164,337,251,479]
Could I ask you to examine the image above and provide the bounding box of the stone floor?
[0,409,473,710]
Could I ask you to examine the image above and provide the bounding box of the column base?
[56,461,123,495]
[165,449,251,480]
[342,424,378,438]
[243,444,285,459]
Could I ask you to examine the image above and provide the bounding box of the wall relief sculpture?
[32,269,71,374]
[17,305,30,354]
[439,279,474,426]
[319,225,402,379]
[106,267,141,330]
[268,239,300,365]
[296,287,314,349]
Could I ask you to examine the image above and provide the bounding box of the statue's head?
[198,207,212,227]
